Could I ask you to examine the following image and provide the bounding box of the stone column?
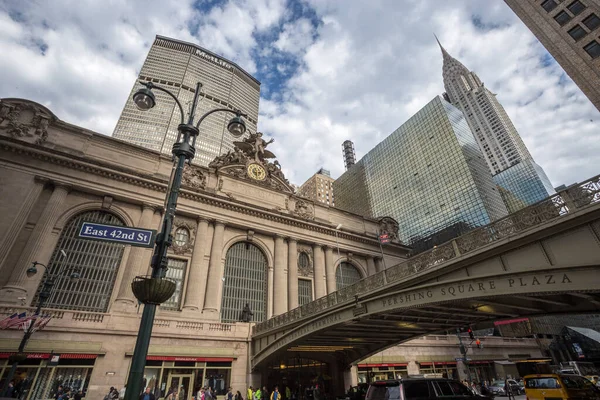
[375,257,384,273]
[366,256,376,276]
[114,204,157,308]
[287,238,298,310]
[182,217,210,312]
[202,221,226,317]
[273,235,288,315]
[0,177,46,273]
[325,246,336,294]
[0,183,70,301]
[313,244,326,299]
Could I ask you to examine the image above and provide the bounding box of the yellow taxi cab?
[586,376,600,385]
[524,374,600,400]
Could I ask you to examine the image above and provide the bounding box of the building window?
[582,13,600,30]
[568,0,586,15]
[298,252,310,270]
[35,210,125,312]
[221,242,268,322]
[336,262,362,290]
[541,0,558,12]
[584,40,600,58]
[568,24,588,40]
[161,258,187,310]
[298,279,313,305]
[174,227,189,247]
[554,11,572,26]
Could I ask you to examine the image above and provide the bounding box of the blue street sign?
[78,222,156,248]
[455,357,471,362]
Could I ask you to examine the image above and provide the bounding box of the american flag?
[0,313,18,329]
[0,312,27,329]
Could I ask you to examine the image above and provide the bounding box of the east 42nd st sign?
[78,222,156,248]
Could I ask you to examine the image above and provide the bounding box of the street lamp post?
[0,262,80,396]
[124,81,247,400]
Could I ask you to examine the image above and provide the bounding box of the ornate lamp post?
[0,262,80,396]
[125,81,247,400]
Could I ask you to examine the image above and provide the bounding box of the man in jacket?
[139,387,156,400]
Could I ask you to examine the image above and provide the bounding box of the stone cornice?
[0,136,410,251]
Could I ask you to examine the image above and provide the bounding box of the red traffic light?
[468,327,475,340]
[475,339,482,349]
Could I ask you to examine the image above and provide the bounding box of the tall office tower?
[438,38,555,212]
[342,140,356,170]
[113,36,260,167]
[504,0,600,112]
[335,96,508,247]
[297,168,335,206]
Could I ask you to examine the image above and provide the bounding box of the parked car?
[366,378,493,400]
[586,375,600,385]
[524,373,600,400]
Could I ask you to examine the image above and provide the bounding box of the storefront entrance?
[166,374,194,400]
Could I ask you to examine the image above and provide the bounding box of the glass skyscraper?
[493,159,556,213]
[113,36,260,167]
[437,38,555,210]
[335,96,508,246]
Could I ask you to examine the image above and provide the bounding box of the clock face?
[247,163,267,181]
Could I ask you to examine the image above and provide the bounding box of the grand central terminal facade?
[0,98,543,399]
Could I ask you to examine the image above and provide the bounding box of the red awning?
[146,356,234,362]
[60,354,97,359]
[0,353,50,359]
[357,363,408,368]
[419,362,457,366]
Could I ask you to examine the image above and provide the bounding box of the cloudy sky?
[1,0,598,187]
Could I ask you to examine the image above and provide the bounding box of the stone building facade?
[504,0,600,112]
[0,98,409,399]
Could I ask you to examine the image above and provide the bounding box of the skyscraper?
[297,168,335,206]
[503,0,600,112]
[334,96,508,246]
[437,38,555,211]
[113,35,260,167]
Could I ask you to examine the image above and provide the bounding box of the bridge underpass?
[250,176,600,393]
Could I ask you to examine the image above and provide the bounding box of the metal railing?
[252,174,600,335]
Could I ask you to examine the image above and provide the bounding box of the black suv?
[366,378,492,400]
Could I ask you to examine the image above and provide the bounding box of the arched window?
[298,252,309,269]
[221,242,268,323]
[174,227,190,247]
[335,262,362,290]
[35,210,126,312]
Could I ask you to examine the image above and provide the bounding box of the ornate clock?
[247,162,267,181]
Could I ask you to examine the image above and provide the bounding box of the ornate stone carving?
[293,199,315,220]
[297,246,314,277]
[170,218,196,255]
[378,216,400,242]
[181,165,206,190]
[208,131,294,194]
[0,100,55,145]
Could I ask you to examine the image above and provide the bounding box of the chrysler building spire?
[434,36,555,212]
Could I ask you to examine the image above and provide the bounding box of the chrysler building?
[437,37,555,212]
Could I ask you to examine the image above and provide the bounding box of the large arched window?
[221,242,268,323]
[35,210,126,312]
[335,262,362,290]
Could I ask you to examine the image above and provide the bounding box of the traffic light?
[468,327,475,340]
[475,339,483,349]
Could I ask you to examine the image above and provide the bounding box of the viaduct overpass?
[250,175,600,382]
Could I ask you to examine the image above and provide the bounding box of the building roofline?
[155,35,261,86]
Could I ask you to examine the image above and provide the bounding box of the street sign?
[379,234,390,244]
[455,357,471,362]
[78,222,156,248]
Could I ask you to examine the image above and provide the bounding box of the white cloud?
[0,0,598,190]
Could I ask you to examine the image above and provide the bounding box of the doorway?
[166,373,194,400]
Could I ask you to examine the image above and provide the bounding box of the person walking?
[504,378,514,400]
[235,390,243,400]
[167,389,179,400]
[270,386,280,400]
[254,387,262,400]
[227,387,234,400]
[139,387,156,400]
[247,386,253,400]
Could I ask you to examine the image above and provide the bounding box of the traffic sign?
[379,234,390,244]
[455,357,471,362]
[78,222,156,248]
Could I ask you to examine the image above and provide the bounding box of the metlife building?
[113,35,260,167]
